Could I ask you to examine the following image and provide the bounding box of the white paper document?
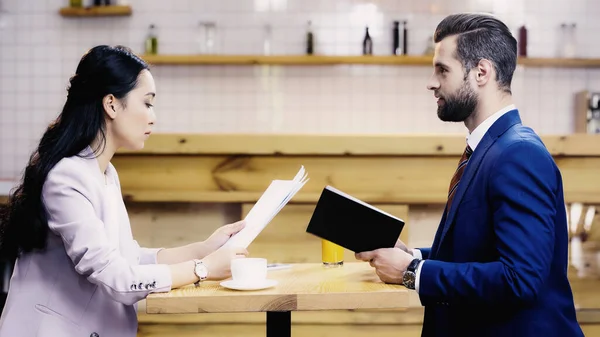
[224,166,309,249]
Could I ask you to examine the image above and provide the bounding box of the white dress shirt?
[413,104,516,293]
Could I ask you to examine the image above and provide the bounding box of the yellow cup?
[322,239,344,267]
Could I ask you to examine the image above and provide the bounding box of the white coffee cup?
[231,258,268,285]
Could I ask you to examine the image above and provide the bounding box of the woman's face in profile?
[110,69,157,150]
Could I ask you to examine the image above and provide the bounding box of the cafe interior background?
[1,0,600,335]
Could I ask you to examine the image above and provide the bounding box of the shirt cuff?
[412,249,423,293]
[415,260,424,293]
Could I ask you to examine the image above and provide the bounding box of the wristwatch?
[402,258,421,290]
[193,259,209,286]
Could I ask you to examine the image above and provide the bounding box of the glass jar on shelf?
[198,21,217,54]
[558,23,577,58]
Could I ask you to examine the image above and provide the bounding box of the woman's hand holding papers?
[195,220,249,280]
[156,220,248,284]
[195,220,246,258]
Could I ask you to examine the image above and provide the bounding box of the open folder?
[306,186,405,253]
[224,166,309,249]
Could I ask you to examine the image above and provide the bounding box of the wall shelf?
[518,57,600,68]
[140,54,600,68]
[141,55,433,66]
[59,5,132,17]
[109,134,600,204]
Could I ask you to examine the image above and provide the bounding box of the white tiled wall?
[1,0,600,181]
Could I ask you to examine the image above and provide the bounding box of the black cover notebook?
[306,186,405,253]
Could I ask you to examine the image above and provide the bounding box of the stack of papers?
[225,166,309,249]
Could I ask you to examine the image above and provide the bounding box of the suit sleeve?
[42,160,173,305]
[418,140,557,307]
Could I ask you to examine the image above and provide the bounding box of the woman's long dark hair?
[0,45,149,260]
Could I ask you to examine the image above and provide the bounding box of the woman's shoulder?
[45,148,106,195]
[51,153,98,179]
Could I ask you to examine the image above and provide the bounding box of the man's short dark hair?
[434,13,517,94]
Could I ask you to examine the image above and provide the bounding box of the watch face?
[403,271,416,289]
[195,262,208,279]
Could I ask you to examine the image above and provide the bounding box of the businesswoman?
[0,45,248,337]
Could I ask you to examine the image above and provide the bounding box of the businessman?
[356,13,583,337]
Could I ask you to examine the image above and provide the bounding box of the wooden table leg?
[266,311,291,337]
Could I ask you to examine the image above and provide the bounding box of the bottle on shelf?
[145,24,158,55]
[402,20,408,55]
[263,24,272,56]
[306,20,314,55]
[393,21,400,55]
[518,25,527,57]
[70,0,83,7]
[93,0,103,6]
[363,26,373,55]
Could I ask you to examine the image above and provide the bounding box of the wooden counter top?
[140,273,600,325]
[4,134,599,204]
[117,133,600,156]
[146,263,409,314]
[110,133,600,204]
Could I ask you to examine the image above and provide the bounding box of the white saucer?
[220,279,278,291]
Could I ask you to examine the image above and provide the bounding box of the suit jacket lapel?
[437,133,493,246]
[435,109,523,251]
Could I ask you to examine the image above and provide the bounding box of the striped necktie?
[446,145,473,211]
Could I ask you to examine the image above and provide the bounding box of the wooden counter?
[118,133,600,156]
[138,274,600,337]
[141,273,600,322]
[3,134,598,204]
[146,263,409,314]
[112,134,600,204]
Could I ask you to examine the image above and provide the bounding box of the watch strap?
[407,258,421,273]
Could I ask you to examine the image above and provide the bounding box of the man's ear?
[103,94,117,120]
[475,59,494,86]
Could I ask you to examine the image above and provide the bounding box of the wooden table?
[146,262,410,337]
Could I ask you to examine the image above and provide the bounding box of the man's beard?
[437,80,478,122]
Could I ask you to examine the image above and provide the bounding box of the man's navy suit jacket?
[417,110,583,337]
